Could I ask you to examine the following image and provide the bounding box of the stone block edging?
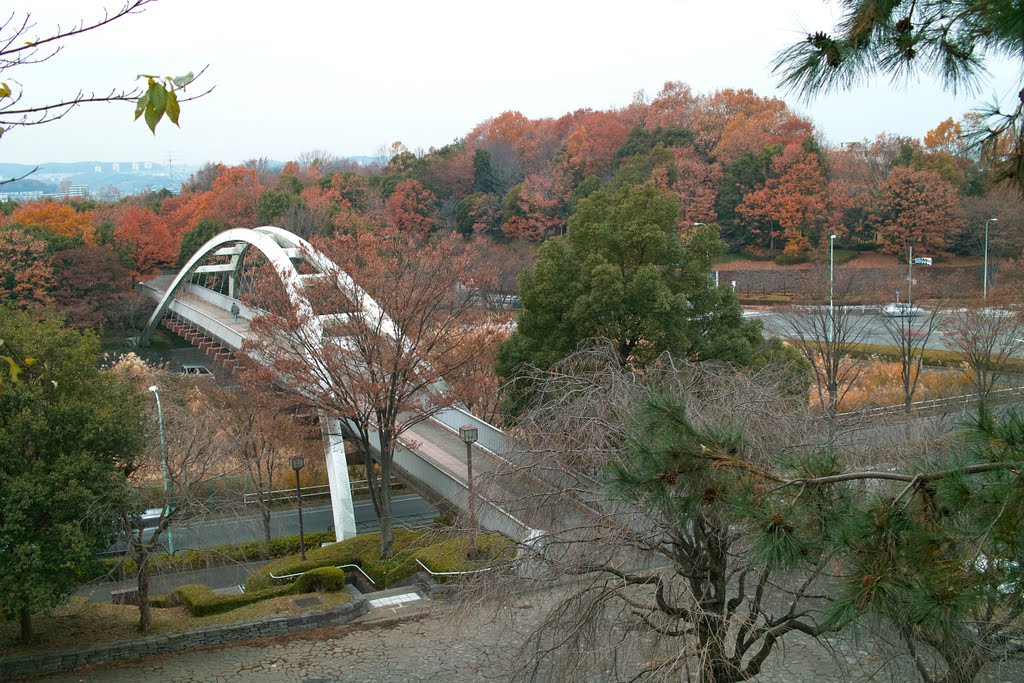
[0,597,368,680]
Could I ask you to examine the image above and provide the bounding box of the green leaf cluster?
[134,73,192,134]
[0,310,144,628]
[498,183,767,394]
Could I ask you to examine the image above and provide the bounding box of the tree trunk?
[378,454,395,559]
[260,493,272,544]
[827,379,839,418]
[18,607,31,644]
[133,542,152,633]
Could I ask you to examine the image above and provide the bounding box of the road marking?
[368,592,421,608]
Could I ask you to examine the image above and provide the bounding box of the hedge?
[246,529,515,592]
[291,567,347,594]
[171,583,298,617]
[103,531,337,577]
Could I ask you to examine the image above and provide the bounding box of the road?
[106,493,438,555]
[747,306,982,352]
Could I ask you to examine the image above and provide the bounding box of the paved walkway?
[32,589,1023,683]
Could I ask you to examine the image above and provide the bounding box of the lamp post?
[458,425,479,561]
[984,217,998,299]
[290,456,306,560]
[147,386,173,555]
[828,234,836,343]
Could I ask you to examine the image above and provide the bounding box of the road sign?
[913,257,933,266]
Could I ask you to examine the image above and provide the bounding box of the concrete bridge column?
[320,414,357,540]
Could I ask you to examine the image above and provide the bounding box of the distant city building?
[0,185,88,201]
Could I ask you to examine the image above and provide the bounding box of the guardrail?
[269,563,376,586]
[837,385,1024,420]
[243,479,401,505]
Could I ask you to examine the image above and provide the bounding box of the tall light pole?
[984,217,998,299]
[290,456,306,560]
[147,386,173,555]
[459,425,479,561]
[828,234,836,343]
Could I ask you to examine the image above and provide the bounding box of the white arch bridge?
[137,226,538,544]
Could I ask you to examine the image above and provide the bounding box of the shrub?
[774,251,809,266]
[246,529,516,592]
[291,567,346,594]
[831,249,859,265]
[172,583,291,617]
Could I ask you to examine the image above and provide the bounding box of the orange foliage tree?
[737,144,828,252]
[202,166,265,228]
[502,171,569,241]
[563,110,632,178]
[872,167,963,255]
[0,228,54,307]
[384,178,438,237]
[114,207,176,272]
[8,201,96,245]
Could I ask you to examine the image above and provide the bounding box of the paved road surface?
[106,494,437,556]
[36,590,1023,682]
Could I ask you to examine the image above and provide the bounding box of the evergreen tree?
[0,310,144,642]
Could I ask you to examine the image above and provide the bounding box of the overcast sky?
[3,0,1021,167]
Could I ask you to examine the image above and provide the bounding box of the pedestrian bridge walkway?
[137,226,539,546]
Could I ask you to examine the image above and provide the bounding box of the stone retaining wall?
[0,598,368,680]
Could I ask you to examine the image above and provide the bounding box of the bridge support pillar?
[321,414,357,541]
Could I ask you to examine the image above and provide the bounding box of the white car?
[181,364,215,378]
[881,302,927,318]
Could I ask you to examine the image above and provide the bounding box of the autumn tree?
[49,245,136,330]
[113,206,176,272]
[201,165,265,228]
[0,228,54,308]
[872,167,963,255]
[501,171,568,241]
[241,230,499,558]
[7,201,96,245]
[212,384,311,544]
[109,356,241,632]
[384,178,438,237]
[737,142,828,253]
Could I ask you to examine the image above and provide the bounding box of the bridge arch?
[139,226,400,348]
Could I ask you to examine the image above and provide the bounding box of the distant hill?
[0,156,380,197]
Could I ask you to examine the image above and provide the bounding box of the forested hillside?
[2,81,1022,318]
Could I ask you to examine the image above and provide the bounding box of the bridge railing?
[392,438,538,544]
[165,298,246,349]
[431,406,512,457]
[180,283,263,320]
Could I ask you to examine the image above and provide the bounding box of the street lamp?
[458,424,479,561]
[828,234,836,343]
[984,217,998,299]
[290,455,306,560]
[147,386,173,555]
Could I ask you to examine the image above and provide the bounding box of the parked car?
[181,364,215,378]
[881,302,927,318]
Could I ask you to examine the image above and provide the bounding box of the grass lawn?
[2,527,514,658]
[0,591,353,657]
